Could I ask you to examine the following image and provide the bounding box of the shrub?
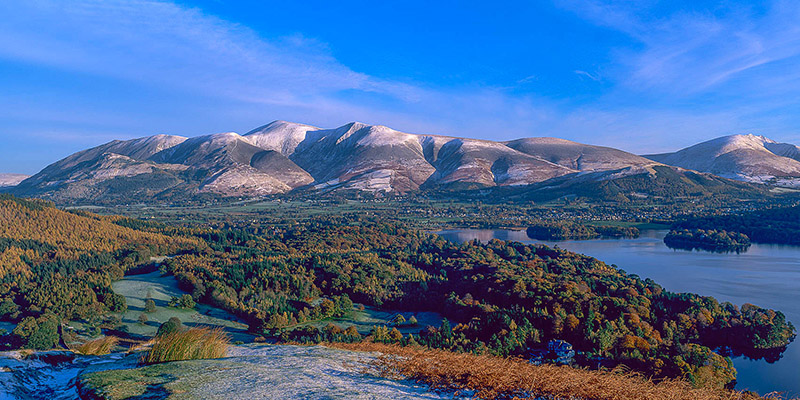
[156,317,183,337]
[77,336,119,355]
[141,327,229,364]
[13,313,60,350]
[168,294,195,309]
[138,313,148,324]
[144,299,157,313]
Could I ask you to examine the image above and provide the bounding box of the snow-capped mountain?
[645,134,800,187]
[12,121,768,203]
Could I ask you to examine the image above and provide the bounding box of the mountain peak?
[245,120,319,136]
[243,121,320,156]
[645,134,800,186]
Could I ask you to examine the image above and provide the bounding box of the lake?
[435,228,800,397]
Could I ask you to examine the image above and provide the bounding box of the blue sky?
[2,0,800,174]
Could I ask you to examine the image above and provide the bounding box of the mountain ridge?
[9,122,777,203]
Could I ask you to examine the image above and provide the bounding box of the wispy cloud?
[574,70,601,82]
[0,0,558,145]
[561,0,800,95]
[0,1,382,105]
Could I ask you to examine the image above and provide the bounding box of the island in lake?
[526,221,640,240]
[664,228,751,253]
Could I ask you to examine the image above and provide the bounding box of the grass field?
[294,305,445,336]
[109,271,252,342]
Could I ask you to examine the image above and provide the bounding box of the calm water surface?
[435,229,800,396]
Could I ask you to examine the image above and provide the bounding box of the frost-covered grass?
[78,344,457,399]
[142,327,229,364]
[294,304,443,336]
[110,271,250,341]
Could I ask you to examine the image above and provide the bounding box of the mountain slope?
[252,121,599,192]
[645,134,800,187]
[472,165,767,203]
[15,131,315,202]
[506,137,656,171]
[243,120,321,156]
[151,131,314,195]
[14,134,191,202]
[287,122,439,192]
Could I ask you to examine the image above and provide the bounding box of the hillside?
[0,194,202,348]
[645,134,800,187]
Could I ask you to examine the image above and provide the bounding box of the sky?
[2,0,800,174]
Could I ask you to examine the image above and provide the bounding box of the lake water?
[435,229,800,397]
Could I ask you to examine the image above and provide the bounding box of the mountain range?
[6,121,792,203]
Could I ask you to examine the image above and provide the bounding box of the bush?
[13,313,60,350]
[141,327,229,364]
[168,294,195,309]
[144,299,157,313]
[156,317,184,337]
[331,342,765,400]
[138,313,148,324]
[103,293,128,313]
[77,336,118,355]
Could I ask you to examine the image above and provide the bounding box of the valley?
[0,195,796,399]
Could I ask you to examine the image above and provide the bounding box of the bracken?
[329,342,791,400]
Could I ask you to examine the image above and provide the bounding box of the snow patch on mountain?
[0,173,31,187]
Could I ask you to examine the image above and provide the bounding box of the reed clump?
[141,327,229,365]
[77,336,119,355]
[329,342,786,400]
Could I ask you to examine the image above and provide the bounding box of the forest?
[0,194,795,389]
